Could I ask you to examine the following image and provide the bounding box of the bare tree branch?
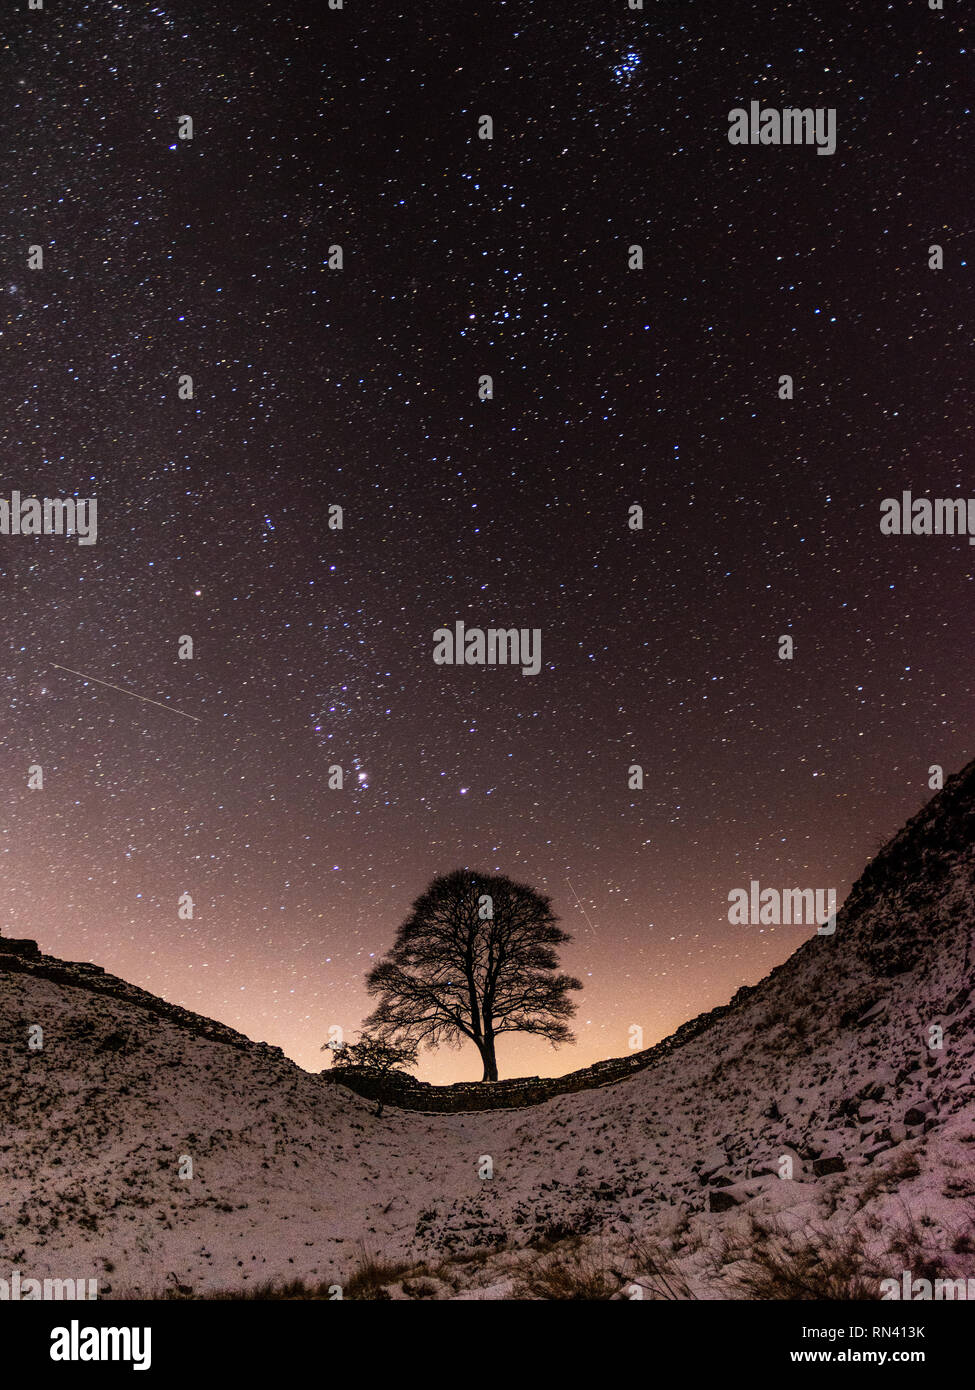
[362,869,582,1080]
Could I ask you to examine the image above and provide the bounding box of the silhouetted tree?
[363,870,582,1081]
[322,1033,418,1117]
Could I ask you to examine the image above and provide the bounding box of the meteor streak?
[51,664,202,723]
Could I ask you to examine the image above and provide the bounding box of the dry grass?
[515,1237,619,1300]
[857,1147,922,1205]
[343,1249,416,1300]
[718,1215,878,1300]
[146,1276,342,1301]
[616,1231,698,1300]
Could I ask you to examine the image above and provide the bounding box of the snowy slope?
[2,760,975,1298]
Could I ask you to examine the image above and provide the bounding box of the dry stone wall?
[321,980,767,1112]
[0,937,781,1113]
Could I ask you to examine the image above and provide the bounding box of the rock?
[947,985,971,1015]
[860,1063,897,1097]
[708,1188,741,1213]
[0,937,41,959]
[707,1176,776,1212]
[812,1155,846,1176]
[863,1142,895,1163]
[697,1147,728,1180]
[904,1102,935,1127]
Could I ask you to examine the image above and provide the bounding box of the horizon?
[3,764,941,1083]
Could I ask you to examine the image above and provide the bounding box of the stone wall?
[322,980,765,1112]
[322,1053,650,1111]
[0,937,41,959]
[0,937,777,1113]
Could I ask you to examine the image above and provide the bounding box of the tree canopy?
[363,869,582,1081]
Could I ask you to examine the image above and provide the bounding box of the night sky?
[2,1,971,1082]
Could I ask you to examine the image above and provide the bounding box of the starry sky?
[2,1,971,1082]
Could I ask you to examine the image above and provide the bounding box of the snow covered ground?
[3,761,975,1299]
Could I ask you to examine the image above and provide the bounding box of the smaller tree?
[322,1032,418,1117]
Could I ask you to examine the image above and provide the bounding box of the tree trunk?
[478,1033,499,1082]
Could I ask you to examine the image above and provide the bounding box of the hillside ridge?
[2,758,974,1297]
[3,754,972,1111]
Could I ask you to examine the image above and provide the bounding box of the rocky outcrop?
[0,936,41,959]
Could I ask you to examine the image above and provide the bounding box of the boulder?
[863,1142,895,1163]
[707,1176,776,1213]
[708,1188,741,1213]
[812,1155,846,1176]
[697,1147,728,1180]
[0,937,40,959]
[708,1171,734,1188]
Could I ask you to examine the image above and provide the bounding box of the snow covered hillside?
[3,759,975,1299]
